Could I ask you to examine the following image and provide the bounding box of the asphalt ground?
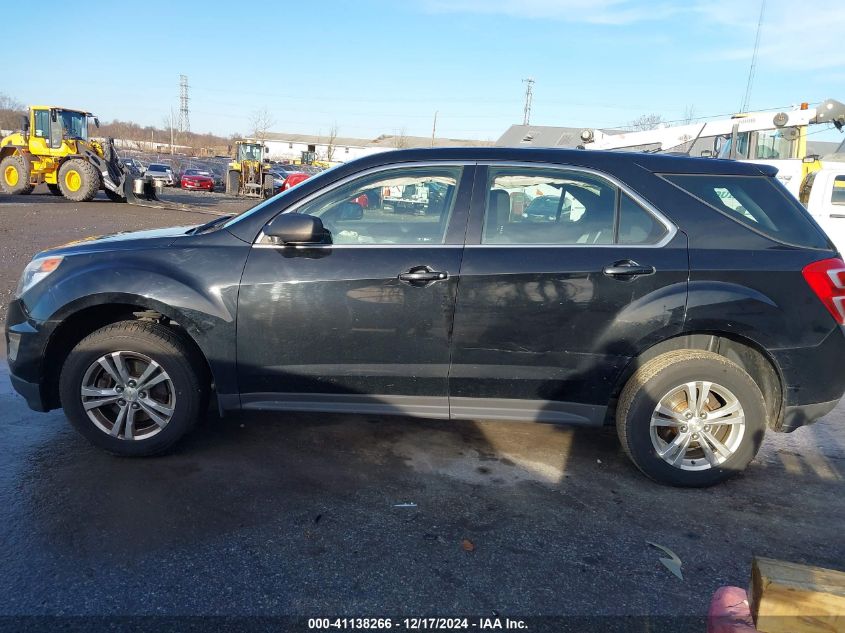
[1,189,843,631]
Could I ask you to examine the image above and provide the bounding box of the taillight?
[802,257,845,324]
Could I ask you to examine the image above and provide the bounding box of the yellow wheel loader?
[0,105,165,206]
[226,140,275,198]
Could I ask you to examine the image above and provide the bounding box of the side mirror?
[94,117,100,128]
[21,115,29,133]
[50,110,57,122]
[338,201,364,221]
[264,214,330,246]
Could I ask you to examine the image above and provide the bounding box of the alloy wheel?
[80,351,176,440]
[650,380,746,471]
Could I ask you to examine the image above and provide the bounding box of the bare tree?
[249,107,276,142]
[682,104,697,125]
[0,92,25,132]
[162,111,177,153]
[628,113,665,132]
[392,127,409,149]
[325,122,339,162]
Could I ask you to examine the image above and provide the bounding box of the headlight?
[16,256,64,297]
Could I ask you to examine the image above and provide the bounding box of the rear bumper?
[781,399,839,432]
[771,325,845,431]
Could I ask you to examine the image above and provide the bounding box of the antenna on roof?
[522,78,535,126]
[740,0,765,112]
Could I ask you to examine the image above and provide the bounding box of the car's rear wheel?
[59,321,207,456]
[616,350,767,487]
[226,170,239,195]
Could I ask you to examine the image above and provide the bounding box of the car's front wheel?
[59,321,207,456]
[616,350,767,487]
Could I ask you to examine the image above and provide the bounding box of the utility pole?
[431,111,438,146]
[179,74,190,133]
[522,78,535,126]
[170,107,175,156]
[740,0,765,112]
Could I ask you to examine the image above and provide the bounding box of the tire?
[0,154,34,195]
[47,183,63,196]
[226,170,239,196]
[616,349,767,487]
[104,187,126,202]
[59,321,208,456]
[58,158,99,202]
[262,173,275,198]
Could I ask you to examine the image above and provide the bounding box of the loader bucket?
[124,175,160,204]
[122,176,195,212]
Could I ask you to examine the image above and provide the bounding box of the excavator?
[579,99,845,197]
[0,104,176,207]
[226,139,275,197]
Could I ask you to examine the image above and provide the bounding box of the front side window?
[482,167,667,246]
[833,176,845,206]
[663,173,829,249]
[288,166,463,245]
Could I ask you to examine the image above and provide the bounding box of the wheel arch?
[608,331,785,430]
[0,144,24,160]
[41,298,217,411]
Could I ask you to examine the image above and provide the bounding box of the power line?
[741,0,765,112]
[522,78,535,125]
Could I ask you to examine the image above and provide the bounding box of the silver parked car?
[145,163,175,186]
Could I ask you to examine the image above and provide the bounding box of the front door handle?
[603,260,655,278]
[399,265,449,286]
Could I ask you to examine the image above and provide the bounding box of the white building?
[263,132,493,163]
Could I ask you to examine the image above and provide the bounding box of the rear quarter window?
[662,173,830,249]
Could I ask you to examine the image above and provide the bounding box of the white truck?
[801,161,845,253]
[580,99,845,198]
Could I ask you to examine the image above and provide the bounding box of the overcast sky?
[4,0,844,142]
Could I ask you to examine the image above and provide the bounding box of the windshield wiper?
[187,215,233,235]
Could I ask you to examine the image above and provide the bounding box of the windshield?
[58,110,88,140]
[223,163,344,231]
[238,144,264,162]
[717,129,797,160]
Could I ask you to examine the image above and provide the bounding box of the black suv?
[7,148,845,486]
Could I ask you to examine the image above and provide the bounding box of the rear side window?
[482,167,669,246]
[663,174,829,249]
[618,192,668,245]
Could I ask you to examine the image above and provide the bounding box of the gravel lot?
[0,185,252,326]
[1,190,843,631]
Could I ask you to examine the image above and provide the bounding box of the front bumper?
[5,299,54,412]
[8,372,48,412]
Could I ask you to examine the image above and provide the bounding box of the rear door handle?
[399,265,449,286]
[603,260,655,278]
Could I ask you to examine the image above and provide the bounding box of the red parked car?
[180,169,215,192]
[281,171,310,191]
